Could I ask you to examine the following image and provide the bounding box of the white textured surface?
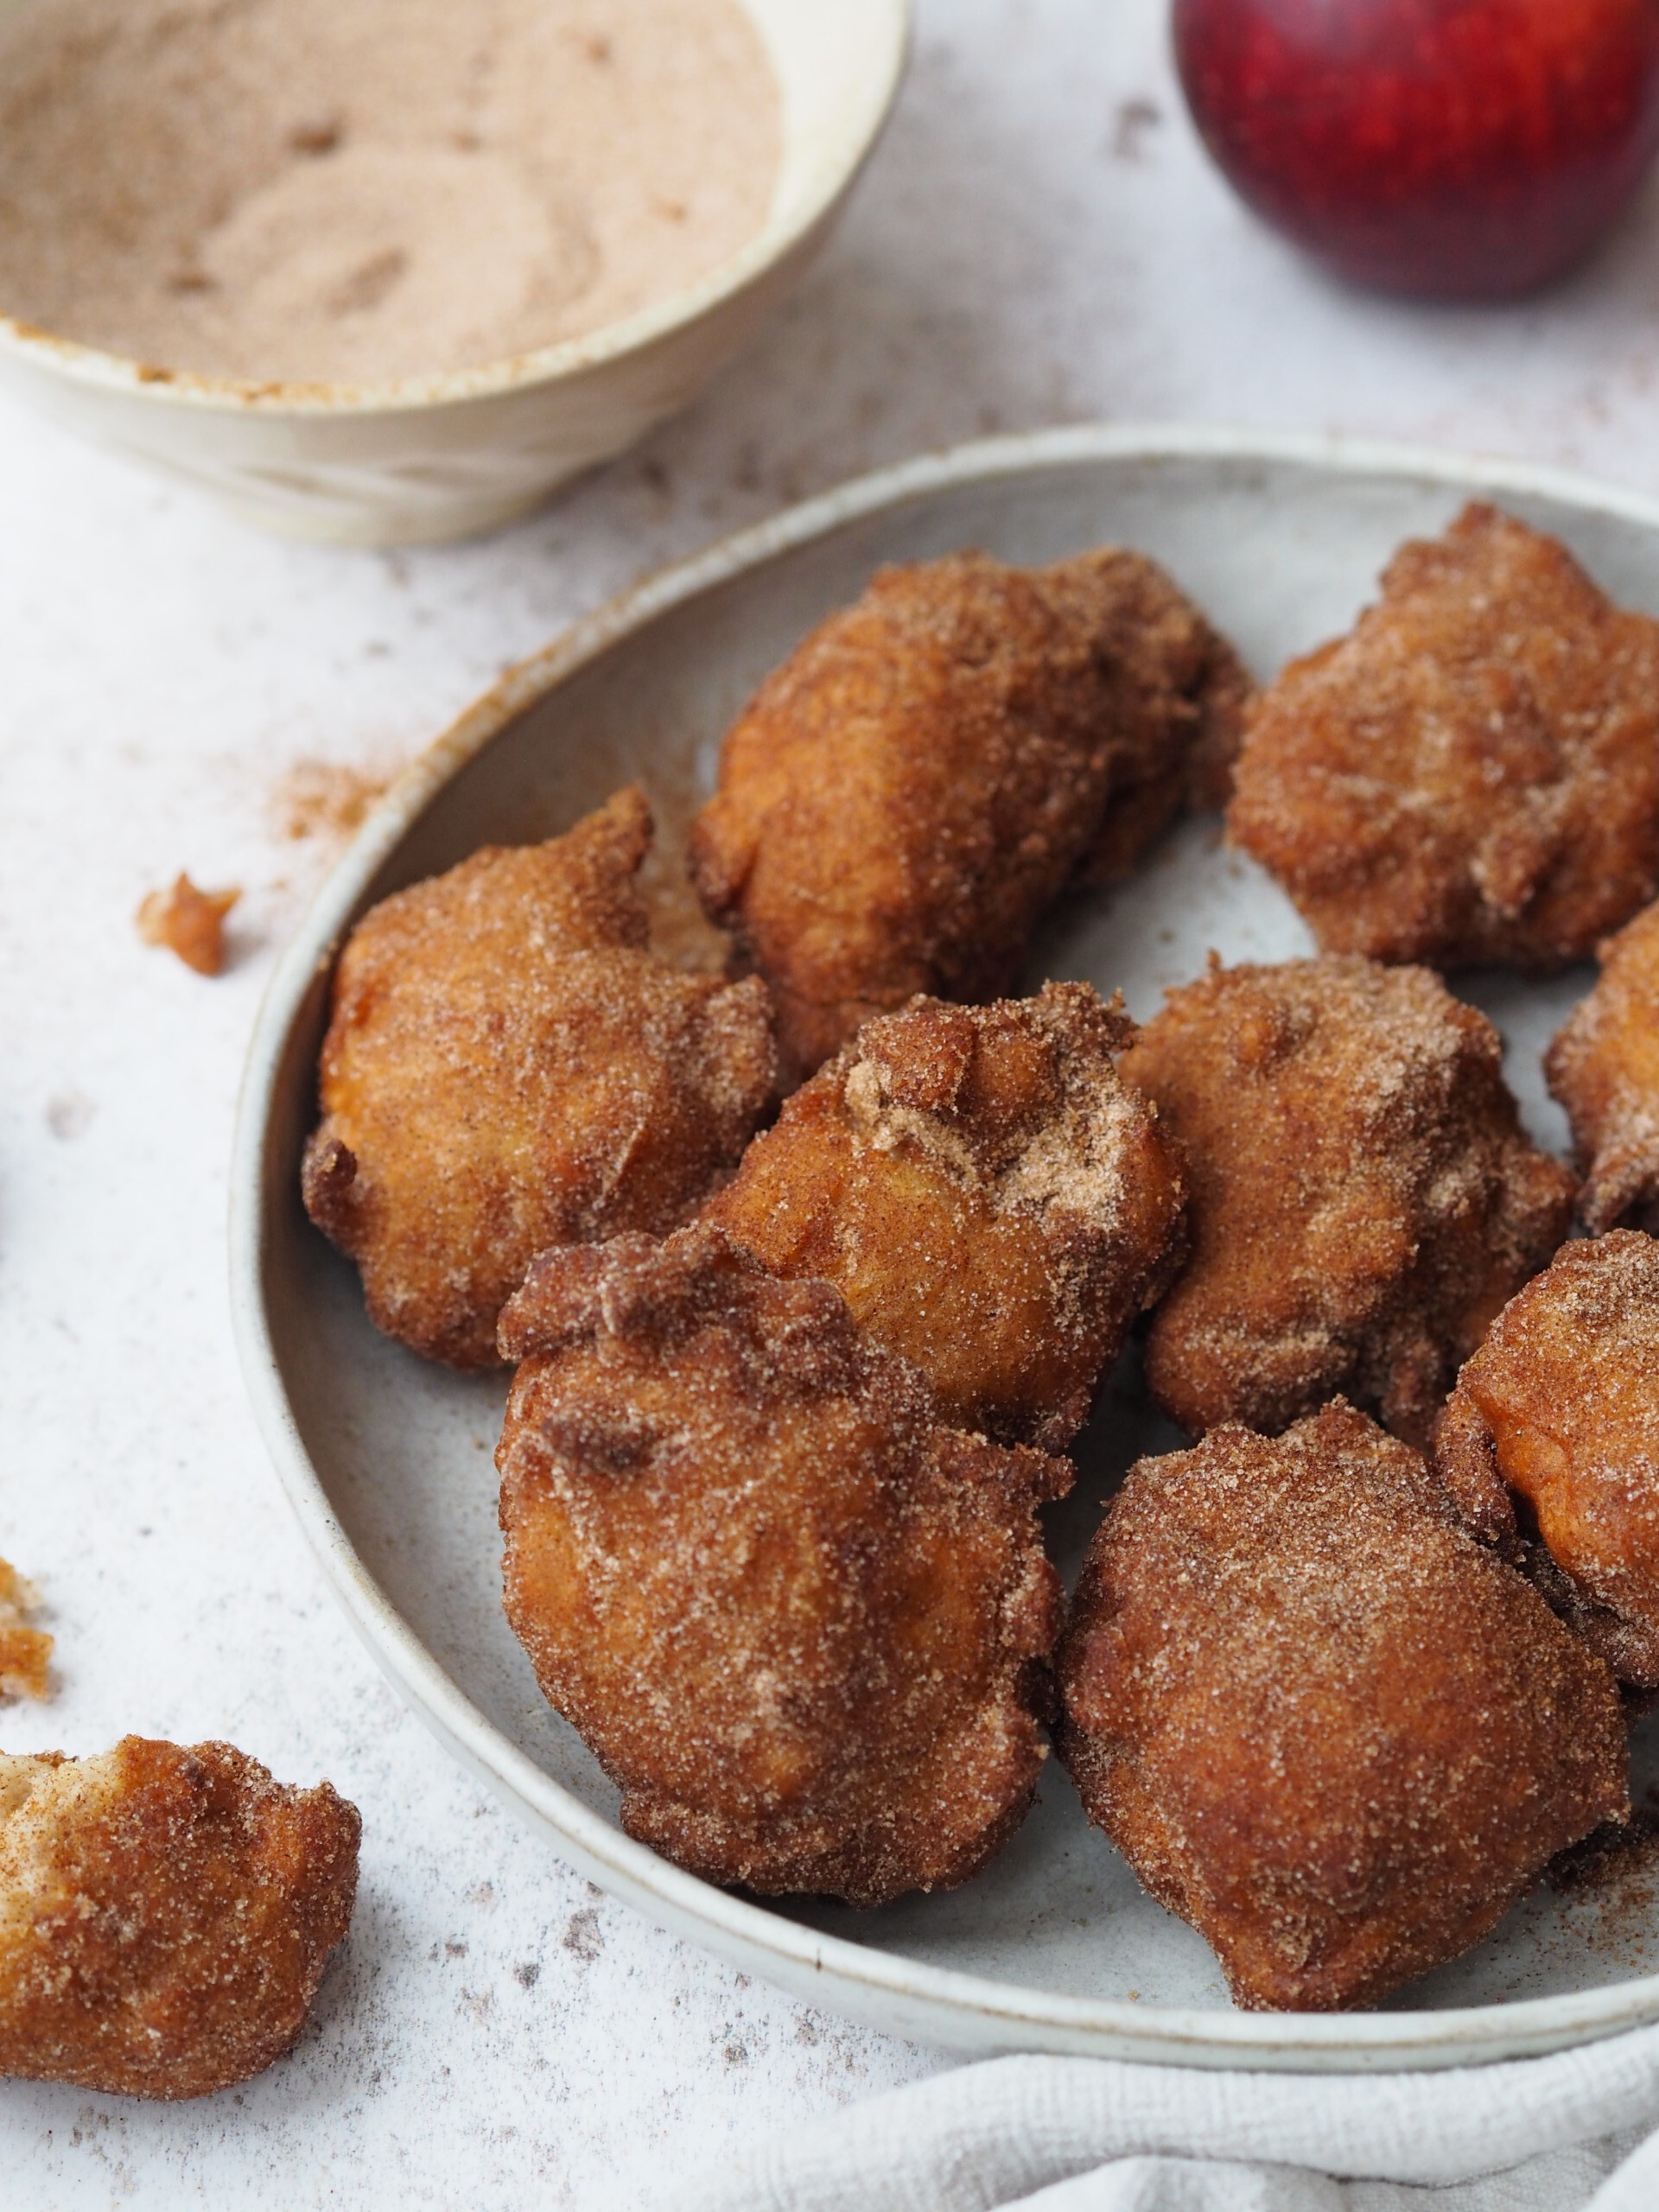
[9,0,1659,2201]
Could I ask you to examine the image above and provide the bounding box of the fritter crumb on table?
[495,1223,1070,1905]
[1228,503,1659,969]
[302,785,776,1368]
[1437,1231,1659,1689]
[1119,954,1575,1446]
[702,981,1184,1451]
[136,873,240,976]
[689,547,1251,1075]
[1058,1401,1628,2012]
[0,1556,51,1701]
[1547,896,1659,1233]
[0,1738,359,2099]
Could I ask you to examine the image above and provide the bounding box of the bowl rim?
[0,0,910,417]
[232,421,1659,2068]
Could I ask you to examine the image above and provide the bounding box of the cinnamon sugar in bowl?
[0,0,908,543]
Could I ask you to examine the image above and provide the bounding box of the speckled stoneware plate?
[232,425,1659,2069]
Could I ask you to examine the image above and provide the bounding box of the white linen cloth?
[668,2031,1659,2212]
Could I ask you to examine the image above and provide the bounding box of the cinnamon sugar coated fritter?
[1058,1402,1628,2012]
[495,1224,1070,1904]
[0,1738,359,2098]
[690,548,1251,1073]
[302,786,775,1367]
[0,1557,51,1700]
[1437,1232,1659,1688]
[1120,956,1575,1446]
[1229,504,1659,969]
[703,982,1184,1451]
[1547,897,1659,1233]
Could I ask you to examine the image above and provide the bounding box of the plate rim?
[231,421,1659,2069]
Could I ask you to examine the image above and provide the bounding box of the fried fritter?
[495,1223,1069,1905]
[302,786,776,1368]
[702,982,1184,1452]
[1547,897,1659,1234]
[1229,504,1659,969]
[1058,1401,1627,2012]
[1437,1232,1659,1688]
[1120,956,1575,1446]
[689,548,1251,1074]
[0,1738,359,2099]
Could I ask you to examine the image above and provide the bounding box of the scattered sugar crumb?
[0,1557,53,1700]
[1549,1802,1659,1901]
[274,758,392,843]
[44,1089,95,1141]
[137,873,240,976]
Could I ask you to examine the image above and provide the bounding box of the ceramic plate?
[232,425,1659,2069]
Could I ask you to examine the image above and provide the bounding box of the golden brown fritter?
[302,786,776,1368]
[496,1223,1070,1905]
[689,548,1251,1074]
[1058,1401,1627,2013]
[1547,898,1659,1234]
[1437,1232,1659,1688]
[702,982,1184,1452]
[1120,956,1575,1446]
[0,1738,359,2099]
[1229,504,1659,970]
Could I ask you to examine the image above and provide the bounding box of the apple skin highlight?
[1174,0,1659,299]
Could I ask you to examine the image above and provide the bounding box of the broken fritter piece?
[496,1223,1070,1905]
[302,786,776,1368]
[1437,1232,1659,1688]
[702,982,1184,1451]
[136,874,240,976]
[689,548,1251,1073]
[1120,956,1575,1446]
[1229,504,1659,969]
[0,1557,51,1701]
[1547,897,1659,1233]
[0,1738,359,2099]
[1058,1402,1628,2012]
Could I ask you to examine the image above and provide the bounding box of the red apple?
[1173,0,1659,298]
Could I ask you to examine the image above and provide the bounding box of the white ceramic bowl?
[233,425,1659,2068]
[0,0,908,543]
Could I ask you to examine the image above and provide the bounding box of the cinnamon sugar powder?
[0,0,780,385]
